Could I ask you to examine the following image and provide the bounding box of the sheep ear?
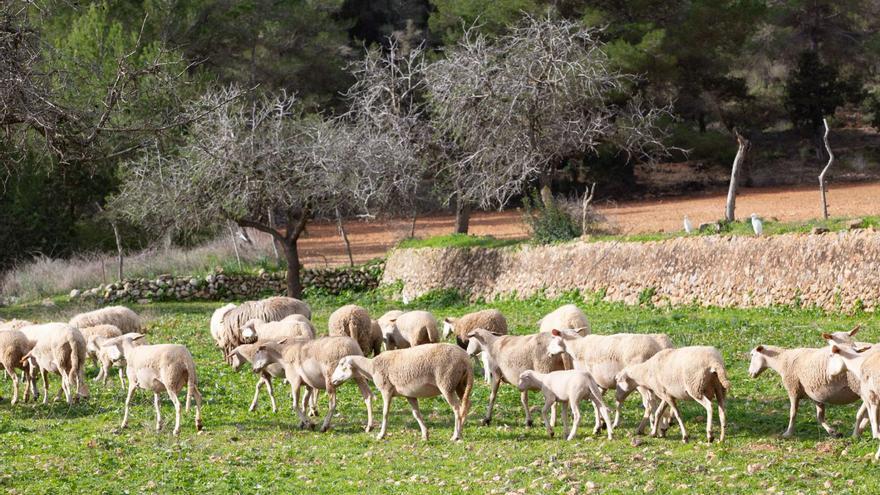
[276,338,287,345]
[388,318,397,324]
[831,345,840,354]
[821,333,833,341]
[132,334,145,342]
[755,345,764,353]
[850,325,861,336]
[444,317,454,324]
[856,345,872,353]
[551,329,561,337]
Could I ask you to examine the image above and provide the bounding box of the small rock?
[69,289,81,299]
[847,218,864,230]
[811,226,830,235]
[41,298,56,308]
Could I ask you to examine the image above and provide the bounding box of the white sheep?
[443,309,508,384]
[229,342,286,413]
[748,344,866,438]
[616,346,729,442]
[826,343,880,457]
[330,343,473,441]
[518,369,613,440]
[547,329,672,434]
[240,317,315,344]
[537,304,590,335]
[0,330,35,404]
[0,319,34,332]
[70,306,142,333]
[328,305,375,356]
[211,297,311,359]
[378,310,439,350]
[251,336,374,432]
[822,325,872,348]
[102,334,203,436]
[80,324,122,381]
[466,328,565,427]
[20,323,88,404]
[89,332,146,390]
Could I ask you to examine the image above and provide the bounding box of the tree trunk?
[454,200,471,234]
[110,220,123,281]
[281,239,302,298]
[267,208,281,265]
[539,170,554,207]
[725,130,749,222]
[228,223,242,271]
[336,208,354,267]
[818,118,834,220]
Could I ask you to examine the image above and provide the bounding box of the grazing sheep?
[212,297,311,358]
[80,323,122,366]
[89,332,146,389]
[229,342,286,413]
[0,330,35,404]
[547,329,673,433]
[826,343,880,457]
[378,310,439,350]
[70,306,142,333]
[518,369,613,440]
[102,334,203,436]
[368,319,383,356]
[240,317,316,344]
[20,323,88,404]
[748,344,865,438]
[0,319,34,332]
[466,328,565,426]
[251,336,374,432]
[442,309,508,348]
[616,346,729,443]
[331,343,473,441]
[537,305,590,335]
[328,305,374,356]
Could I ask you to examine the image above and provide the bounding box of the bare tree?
[423,16,670,231]
[725,130,750,222]
[112,87,422,297]
[818,118,834,219]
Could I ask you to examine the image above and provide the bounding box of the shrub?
[522,193,582,244]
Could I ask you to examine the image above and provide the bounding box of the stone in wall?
[382,231,880,311]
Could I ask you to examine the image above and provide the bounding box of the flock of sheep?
[1,297,879,458]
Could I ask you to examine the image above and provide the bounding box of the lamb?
[102,334,203,436]
[69,306,142,333]
[88,332,146,389]
[442,309,508,348]
[466,328,565,426]
[330,343,473,441]
[240,317,316,344]
[826,343,880,457]
[616,346,729,442]
[547,329,673,433]
[537,304,590,335]
[80,324,123,386]
[20,323,88,404]
[328,305,374,356]
[823,325,872,348]
[518,369,613,440]
[251,335,374,432]
[229,342,286,413]
[748,344,866,438]
[0,330,35,404]
[211,297,311,358]
[378,310,439,350]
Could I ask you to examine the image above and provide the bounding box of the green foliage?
[668,125,737,166]
[785,51,861,134]
[1,296,879,493]
[396,234,520,250]
[428,0,539,45]
[522,194,581,244]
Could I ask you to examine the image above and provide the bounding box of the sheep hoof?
[707,435,714,443]
[830,431,843,439]
[781,431,793,439]
[173,429,180,437]
[196,420,203,431]
[364,424,373,433]
[525,419,533,428]
[481,418,492,426]
[681,436,689,444]
[320,424,331,433]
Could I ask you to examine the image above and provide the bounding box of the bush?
[522,193,582,244]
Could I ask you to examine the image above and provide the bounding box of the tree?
[785,51,859,147]
[112,88,421,297]
[424,16,669,231]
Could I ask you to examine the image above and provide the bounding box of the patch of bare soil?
[297,181,880,267]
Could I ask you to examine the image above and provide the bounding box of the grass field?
[2,291,880,494]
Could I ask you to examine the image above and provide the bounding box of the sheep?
[212,297,311,358]
[442,309,508,348]
[616,346,729,443]
[251,335,374,433]
[547,329,673,434]
[748,344,866,438]
[0,330,35,404]
[465,328,565,427]
[89,332,146,390]
[826,343,880,457]
[229,342,286,413]
[517,369,613,440]
[80,324,123,386]
[369,319,383,356]
[328,305,374,356]
[20,323,88,404]
[330,343,473,441]
[823,325,872,348]
[240,317,316,344]
[378,310,439,350]
[102,334,203,436]
[70,306,142,333]
[0,319,34,332]
[537,304,590,335]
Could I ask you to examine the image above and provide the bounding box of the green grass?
[2,292,880,493]
[396,233,522,250]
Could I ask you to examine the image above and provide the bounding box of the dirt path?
[297,181,880,267]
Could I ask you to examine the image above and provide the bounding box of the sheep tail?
[460,367,474,420]
[185,359,198,412]
[711,365,731,391]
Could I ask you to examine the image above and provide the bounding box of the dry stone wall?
[382,231,880,311]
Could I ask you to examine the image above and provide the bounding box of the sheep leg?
[815,403,840,437]
[249,378,262,412]
[121,382,136,429]
[264,375,278,413]
[521,390,534,427]
[541,396,554,437]
[377,391,392,440]
[560,400,570,439]
[163,383,183,436]
[550,401,557,428]
[716,388,727,443]
[153,393,163,431]
[868,400,880,440]
[782,395,799,438]
[319,385,336,432]
[568,400,583,441]
[664,398,688,443]
[406,397,429,441]
[853,402,869,437]
[354,377,374,433]
[481,374,501,426]
[698,396,714,442]
[588,382,613,440]
[650,401,668,437]
[591,400,602,435]
[4,365,18,405]
[289,376,312,429]
[117,367,126,391]
[440,387,463,441]
[480,353,492,385]
[40,369,49,405]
